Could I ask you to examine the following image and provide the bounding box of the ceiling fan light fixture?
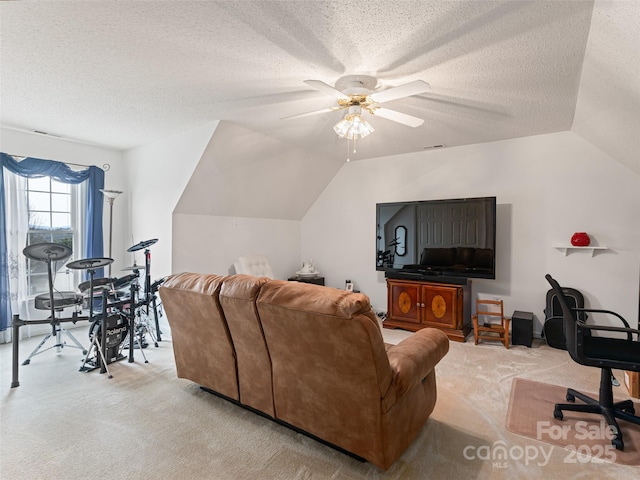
[333,113,374,140]
[333,118,351,137]
[298,76,428,149]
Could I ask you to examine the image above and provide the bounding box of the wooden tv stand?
[384,277,472,342]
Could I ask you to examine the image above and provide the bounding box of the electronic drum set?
[11,238,165,387]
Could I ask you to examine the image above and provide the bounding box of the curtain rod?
[5,153,110,171]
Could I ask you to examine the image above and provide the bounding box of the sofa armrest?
[386,328,449,397]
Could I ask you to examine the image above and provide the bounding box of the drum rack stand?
[10,242,159,388]
[125,281,150,364]
[11,313,88,388]
[12,242,91,388]
[21,313,87,366]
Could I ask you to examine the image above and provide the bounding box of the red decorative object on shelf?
[570,232,591,247]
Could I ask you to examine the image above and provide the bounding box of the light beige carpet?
[506,377,640,466]
[2,326,640,479]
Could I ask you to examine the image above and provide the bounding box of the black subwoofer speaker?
[511,310,534,347]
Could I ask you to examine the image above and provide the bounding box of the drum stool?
[22,292,86,365]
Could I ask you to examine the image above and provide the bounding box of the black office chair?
[545,274,640,450]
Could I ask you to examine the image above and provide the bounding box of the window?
[25,176,82,296]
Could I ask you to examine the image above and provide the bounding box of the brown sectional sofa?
[159,272,449,470]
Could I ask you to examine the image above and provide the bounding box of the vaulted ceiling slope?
[572,0,640,175]
[0,2,638,183]
[173,121,344,219]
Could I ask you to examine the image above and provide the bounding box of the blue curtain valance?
[1,153,97,184]
[0,152,105,331]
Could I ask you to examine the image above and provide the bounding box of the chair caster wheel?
[154,342,158,347]
[554,409,563,420]
[108,375,113,379]
[613,438,624,451]
[82,350,88,355]
[566,392,575,402]
[22,359,31,365]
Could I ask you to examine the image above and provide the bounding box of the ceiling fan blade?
[372,107,424,128]
[281,106,342,120]
[304,80,350,101]
[369,80,431,104]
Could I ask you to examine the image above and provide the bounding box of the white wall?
[123,125,638,338]
[122,122,219,280]
[1,127,123,169]
[172,214,300,279]
[5,122,638,342]
[301,131,640,335]
[126,121,304,280]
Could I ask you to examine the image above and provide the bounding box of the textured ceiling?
[0,1,638,174]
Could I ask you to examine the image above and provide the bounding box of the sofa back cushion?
[159,273,238,400]
[220,274,274,416]
[256,280,393,456]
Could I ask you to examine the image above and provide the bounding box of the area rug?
[505,377,640,466]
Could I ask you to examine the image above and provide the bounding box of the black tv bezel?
[376,196,497,281]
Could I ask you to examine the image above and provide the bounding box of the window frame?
[24,177,84,297]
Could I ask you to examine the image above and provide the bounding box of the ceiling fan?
[284,75,430,139]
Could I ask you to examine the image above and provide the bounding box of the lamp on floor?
[100,189,122,277]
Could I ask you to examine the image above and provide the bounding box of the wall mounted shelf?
[554,245,608,257]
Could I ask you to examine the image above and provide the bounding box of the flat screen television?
[376,196,496,280]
